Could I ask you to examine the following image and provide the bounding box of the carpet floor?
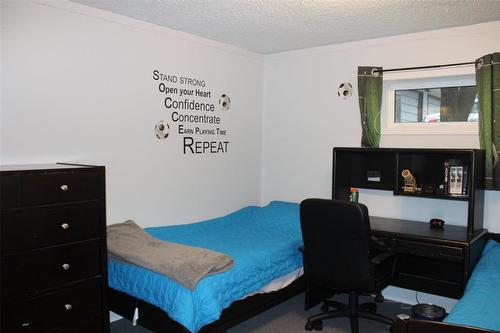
[111,293,412,333]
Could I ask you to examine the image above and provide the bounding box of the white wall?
[262,21,500,231]
[261,21,500,309]
[1,0,264,227]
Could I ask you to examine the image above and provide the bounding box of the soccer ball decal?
[337,82,353,99]
[219,94,231,110]
[154,120,170,140]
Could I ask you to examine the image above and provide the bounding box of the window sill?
[382,123,478,136]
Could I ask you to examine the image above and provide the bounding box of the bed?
[107,201,305,333]
[391,233,500,333]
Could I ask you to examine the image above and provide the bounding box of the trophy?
[401,169,420,193]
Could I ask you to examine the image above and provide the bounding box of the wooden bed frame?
[391,317,498,333]
[391,232,500,333]
[108,276,306,333]
[108,225,498,333]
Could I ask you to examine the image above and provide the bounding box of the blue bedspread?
[108,201,302,333]
[444,239,500,331]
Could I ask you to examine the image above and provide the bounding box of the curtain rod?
[374,61,475,73]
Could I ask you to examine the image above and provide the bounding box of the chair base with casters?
[305,291,394,332]
[320,291,384,313]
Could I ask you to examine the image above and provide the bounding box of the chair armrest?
[371,236,394,252]
[371,251,394,265]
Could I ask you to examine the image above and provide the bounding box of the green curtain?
[358,66,383,147]
[476,53,500,190]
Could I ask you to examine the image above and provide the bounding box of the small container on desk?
[349,187,359,203]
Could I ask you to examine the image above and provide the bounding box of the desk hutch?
[332,148,487,299]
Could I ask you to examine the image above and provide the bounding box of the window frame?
[381,68,478,136]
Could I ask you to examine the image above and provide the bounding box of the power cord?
[399,291,420,311]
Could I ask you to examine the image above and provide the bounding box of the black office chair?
[300,198,396,333]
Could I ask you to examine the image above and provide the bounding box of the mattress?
[244,267,303,298]
[444,239,500,331]
[108,201,303,333]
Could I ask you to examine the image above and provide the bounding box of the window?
[394,86,478,123]
[382,70,478,135]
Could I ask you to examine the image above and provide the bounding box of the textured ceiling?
[72,0,500,54]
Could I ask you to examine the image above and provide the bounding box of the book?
[462,165,468,195]
[443,160,449,194]
[449,166,458,194]
[456,166,463,195]
[444,159,468,196]
[448,165,467,196]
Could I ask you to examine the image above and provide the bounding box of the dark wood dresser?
[0,164,109,333]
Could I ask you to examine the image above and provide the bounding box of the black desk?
[370,217,488,299]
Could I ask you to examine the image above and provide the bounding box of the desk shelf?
[341,183,393,191]
[332,147,485,238]
[394,191,470,201]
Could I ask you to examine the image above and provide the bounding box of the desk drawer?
[397,240,463,262]
[20,171,99,206]
[1,202,100,254]
[4,279,103,333]
[2,242,102,300]
[394,273,463,299]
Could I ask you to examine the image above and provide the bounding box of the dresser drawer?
[1,202,100,254]
[2,319,104,333]
[1,174,19,209]
[49,319,104,333]
[4,279,103,333]
[20,170,99,206]
[1,319,104,333]
[2,242,102,300]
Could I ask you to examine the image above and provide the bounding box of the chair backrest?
[300,198,373,292]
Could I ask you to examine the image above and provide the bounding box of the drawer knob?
[64,304,72,311]
[60,184,69,192]
[61,223,70,230]
[21,322,31,327]
[62,263,70,270]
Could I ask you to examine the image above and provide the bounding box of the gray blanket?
[107,220,234,290]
